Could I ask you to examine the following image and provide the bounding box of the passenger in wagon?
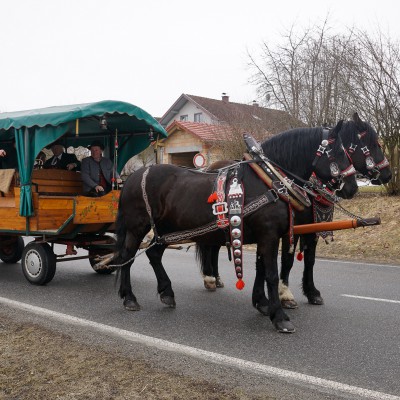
[33,151,46,169]
[0,139,18,169]
[43,140,80,171]
[81,140,122,197]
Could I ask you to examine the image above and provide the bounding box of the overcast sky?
[1,0,399,118]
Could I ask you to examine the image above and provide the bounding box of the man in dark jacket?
[0,139,18,169]
[43,141,80,171]
[81,140,121,196]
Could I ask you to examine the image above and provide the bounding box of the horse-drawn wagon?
[0,100,167,285]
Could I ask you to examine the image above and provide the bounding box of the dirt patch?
[314,194,400,265]
[0,315,270,400]
[243,193,400,265]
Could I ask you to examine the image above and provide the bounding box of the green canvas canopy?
[0,100,168,216]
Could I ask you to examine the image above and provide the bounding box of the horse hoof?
[203,276,217,291]
[160,294,176,308]
[281,299,298,309]
[274,320,295,333]
[215,276,225,288]
[123,299,141,311]
[253,302,269,316]
[308,296,324,305]
[204,281,217,291]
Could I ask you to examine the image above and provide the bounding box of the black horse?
[114,121,358,333]
[197,113,391,311]
[278,113,392,308]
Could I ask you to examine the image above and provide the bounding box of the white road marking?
[1,296,399,400]
[319,258,400,269]
[341,294,400,304]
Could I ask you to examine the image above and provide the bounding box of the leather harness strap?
[243,153,305,211]
[226,170,245,288]
[211,169,229,228]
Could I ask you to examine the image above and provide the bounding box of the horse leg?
[115,246,140,311]
[117,230,144,311]
[120,262,141,311]
[146,243,176,308]
[302,234,324,305]
[279,235,299,309]
[258,242,295,333]
[212,245,224,288]
[252,251,269,316]
[196,244,220,291]
[203,245,217,290]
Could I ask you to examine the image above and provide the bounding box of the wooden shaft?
[293,217,381,234]
[243,153,304,211]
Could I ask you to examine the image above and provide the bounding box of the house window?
[194,112,202,123]
[180,115,188,121]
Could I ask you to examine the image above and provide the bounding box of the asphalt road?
[1,242,399,399]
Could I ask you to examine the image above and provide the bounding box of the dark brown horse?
[113,121,358,333]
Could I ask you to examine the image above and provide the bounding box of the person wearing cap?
[81,140,122,196]
[43,141,80,171]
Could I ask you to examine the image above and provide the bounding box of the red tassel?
[236,279,245,290]
[207,192,218,203]
[296,251,303,261]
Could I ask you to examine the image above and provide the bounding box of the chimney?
[252,100,259,107]
[221,92,229,103]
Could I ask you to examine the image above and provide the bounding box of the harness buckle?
[212,202,228,215]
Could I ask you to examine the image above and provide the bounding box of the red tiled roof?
[159,93,304,135]
[166,120,231,142]
[186,94,300,133]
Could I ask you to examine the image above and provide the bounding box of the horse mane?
[261,127,323,178]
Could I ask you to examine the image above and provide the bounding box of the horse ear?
[330,120,344,138]
[352,112,362,125]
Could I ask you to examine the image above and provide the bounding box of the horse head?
[339,113,392,185]
[311,121,358,199]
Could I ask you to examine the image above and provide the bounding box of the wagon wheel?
[21,242,56,285]
[89,237,117,275]
[0,236,25,263]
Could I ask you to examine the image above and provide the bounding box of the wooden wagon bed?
[0,169,119,236]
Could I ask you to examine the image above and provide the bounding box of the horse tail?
[195,243,209,276]
[195,243,221,278]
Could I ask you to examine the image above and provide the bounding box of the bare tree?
[208,101,302,160]
[249,19,400,194]
[347,29,400,194]
[249,19,355,127]
[121,145,156,178]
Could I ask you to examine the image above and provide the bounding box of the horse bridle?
[312,128,356,192]
[347,130,390,181]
